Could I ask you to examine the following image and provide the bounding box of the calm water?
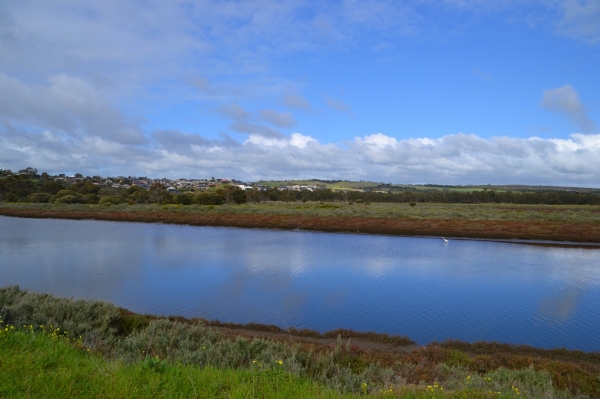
[1,215,599,351]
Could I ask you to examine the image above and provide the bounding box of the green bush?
[174,193,194,205]
[55,189,77,198]
[26,193,52,203]
[193,192,224,205]
[54,195,81,204]
[0,286,120,345]
[99,195,125,205]
[83,193,99,204]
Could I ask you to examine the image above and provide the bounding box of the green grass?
[2,329,578,399]
[0,329,357,398]
[254,180,517,193]
[3,201,600,224]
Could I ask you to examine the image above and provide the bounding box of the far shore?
[2,202,600,246]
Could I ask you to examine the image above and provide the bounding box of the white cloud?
[541,84,595,133]
[260,109,297,128]
[0,72,146,144]
[326,97,351,113]
[556,0,600,44]
[3,125,600,186]
[283,93,312,111]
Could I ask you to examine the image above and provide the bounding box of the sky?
[1,0,599,186]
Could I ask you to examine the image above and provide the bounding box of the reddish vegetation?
[116,311,600,397]
[2,206,600,243]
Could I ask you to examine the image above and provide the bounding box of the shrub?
[409,202,416,206]
[99,195,124,205]
[174,193,194,205]
[0,286,120,345]
[192,192,224,205]
[39,181,65,194]
[26,193,52,203]
[83,193,99,204]
[55,189,77,198]
[54,195,81,204]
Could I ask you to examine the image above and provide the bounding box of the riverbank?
[2,202,600,244]
[1,286,599,398]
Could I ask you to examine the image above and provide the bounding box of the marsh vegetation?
[1,287,599,398]
[2,202,600,243]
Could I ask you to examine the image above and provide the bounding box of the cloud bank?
[3,118,600,186]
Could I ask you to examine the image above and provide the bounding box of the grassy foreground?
[1,287,599,398]
[0,328,358,398]
[2,202,600,243]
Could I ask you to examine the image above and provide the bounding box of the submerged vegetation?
[1,287,599,398]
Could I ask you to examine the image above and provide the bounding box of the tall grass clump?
[0,286,120,346]
[0,324,358,398]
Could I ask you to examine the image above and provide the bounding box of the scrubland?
[1,287,599,398]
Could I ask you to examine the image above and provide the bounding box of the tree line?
[1,173,600,205]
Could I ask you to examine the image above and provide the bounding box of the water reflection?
[1,216,600,351]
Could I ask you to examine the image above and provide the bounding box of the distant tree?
[54,195,81,204]
[99,195,124,205]
[40,181,65,195]
[26,193,52,203]
[232,188,247,204]
[246,188,263,203]
[71,181,101,195]
[18,167,38,176]
[149,183,169,204]
[217,186,235,204]
[126,186,149,204]
[174,193,194,205]
[280,190,295,203]
[0,175,35,201]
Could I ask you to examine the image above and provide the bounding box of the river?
[1,215,599,351]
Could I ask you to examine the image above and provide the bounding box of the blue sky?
[1,0,599,185]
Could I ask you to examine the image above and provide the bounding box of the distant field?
[256,180,379,190]
[254,180,600,195]
[256,180,532,193]
[2,202,600,243]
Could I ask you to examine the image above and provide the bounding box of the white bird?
[442,237,449,242]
